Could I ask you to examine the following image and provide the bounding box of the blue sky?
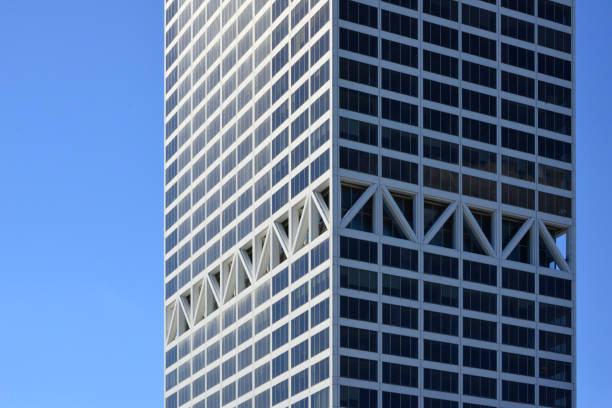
[0,1,608,407]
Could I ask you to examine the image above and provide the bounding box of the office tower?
[163,0,575,407]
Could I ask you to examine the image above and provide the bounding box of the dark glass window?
[339,28,378,57]
[462,32,496,60]
[424,368,458,393]
[463,345,496,371]
[463,117,496,145]
[463,60,496,88]
[382,39,418,68]
[462,4,496,32]
[424,339,458,364]
[502,71,535,98]
[340,296,378,323]
[339,0,378,28]
[339,57,377,87]
[423,21,458,50]
[383,69,418,97]
[381,9,418,39]
[340,325,378,352]
[340,117,378,146]
[340,356,377,381]
[383,362,419,387]
[464,317,496,342]
[501,14,535,42]
[424,136,459,164]
[383,333,418,359]
[424,0,459,21]
[423,50,458,78]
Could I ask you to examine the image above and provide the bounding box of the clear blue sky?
[0,1,608,407]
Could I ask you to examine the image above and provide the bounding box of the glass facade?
[164,0,575,407]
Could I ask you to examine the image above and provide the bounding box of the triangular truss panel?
[462,204,495,256]
[424,200,457,248]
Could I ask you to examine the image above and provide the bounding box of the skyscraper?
[164,0,575,407]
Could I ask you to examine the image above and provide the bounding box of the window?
[423,79,458,107]
[424,0,458,21]
[381,9,418,39]
[340,296,377,323]
[383,392,417,408]
[538,0,571,26]
[461,375,497,402]
[462,32,496,60]
[540,358,572,383]
[423,21,458,50]
[382,244,418,271]
[425,310,458,336]
[463,345,496,370]
[340,356,377,381]
[341,266,377,293]
[424,50,458,78]
[340,117,377,146]
[339,0,378,28]
[383,303,418,329]
[341,326,378,352]
[503,268,535,293]
[502,14,534,42]
[340,236,377,263]
[502,155,535,181]
[382,332,418,359]
[539,108,572,136]
[339,57,377,87]
[311,358,329,385]
[503,352,535,377]
[539,136,571,163]
[503,126,534,154]
[424,339,458,364]
[340,386,377,408]
[538,53,571,81]
[381,156,418,184]
[502,43,534,71]
[540,302,571,328]
[462,3,496,32]
[382,273,418,300]
[463,117,496,145]
[382,38,419,68]
[538,25,571,53]
[381,97,418,126]
[383,68,418,97]
[382,126,417,154]
[424,368,458,393]
[464,317,496,342]
[463,260,496,286]
[311,328,329,356]
[463,89,496,116]
[540,386,572,408]
[463,60,496,88]
[424,281,458,307]
[463,288,497,314]
[540,330,571,355]
[423,107,458,136]
[502,0,534,15]
[463,146,496,173]
[424,252,458,278]
[339,88,378,116]
[502,380,534,404]
[339,147,378,175]
[383,362,418,387]
[339,28,378,58]
[503,323,535,349]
